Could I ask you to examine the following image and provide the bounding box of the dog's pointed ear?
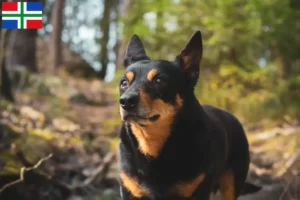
[124,34,150,68]
[176,31,203,86]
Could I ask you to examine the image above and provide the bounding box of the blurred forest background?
[0,0,300,199]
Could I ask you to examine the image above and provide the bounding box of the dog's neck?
[128,94,184,158]
[127,94,203,158]
[129,114,174,158]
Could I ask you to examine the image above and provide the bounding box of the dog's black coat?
[117,31,261,200]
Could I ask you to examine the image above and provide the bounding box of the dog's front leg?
[120,185,150,200]
[120,185,136,200]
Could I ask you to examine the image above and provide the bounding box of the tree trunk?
[49,0,65,72]
[99,0,114,80]
[154,1,164,54]
[275,44,293,79]
[1,60,14,102]
[0,31,14,102]
[5,29,38,74]
[279,55,292,79]
[115,0,134,69]
[5,0,43,75]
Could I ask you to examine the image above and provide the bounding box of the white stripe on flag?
[2,17,21,29]
[24,2,43,14]
[1,2,21,14]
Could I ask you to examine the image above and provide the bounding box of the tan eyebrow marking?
[147,69,158,81]
[126,71,134,83]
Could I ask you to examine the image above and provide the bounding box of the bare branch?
[0,153,53,193]
[276,149,300,177]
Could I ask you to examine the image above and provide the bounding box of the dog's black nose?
[120,92,139,110]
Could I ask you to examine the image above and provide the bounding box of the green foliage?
[118,0,300,124]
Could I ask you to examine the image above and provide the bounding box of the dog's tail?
[241,182,262,195]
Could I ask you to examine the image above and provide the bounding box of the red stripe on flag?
[26,20,43,29]
[2,2,18,11]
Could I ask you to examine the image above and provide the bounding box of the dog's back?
[203,104,255,196]
[203,104,250,162]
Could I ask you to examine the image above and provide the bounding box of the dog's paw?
[241,182,262,195]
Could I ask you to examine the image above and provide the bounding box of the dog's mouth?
[123,113,160,123]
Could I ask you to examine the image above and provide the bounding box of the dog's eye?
[120,80,129,89]
[154,78,166,87]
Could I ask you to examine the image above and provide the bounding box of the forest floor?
[0,73,299,200]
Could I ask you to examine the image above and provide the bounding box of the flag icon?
[1,2,43,29]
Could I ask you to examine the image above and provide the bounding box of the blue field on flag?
[26,2,43,11]
[2,20,18,29]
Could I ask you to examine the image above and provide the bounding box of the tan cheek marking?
[219,169,235,200]
[130,92,183,158]
[120,172,148,198]
[126,71,134,83]
[170,173,206,197]
[146,69,158,81]
[139,89,152,107]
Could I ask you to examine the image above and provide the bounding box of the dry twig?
[276,149,300,177]
[279,178,293,200]
[0,153,53,193]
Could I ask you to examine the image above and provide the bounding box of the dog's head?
[119,31,203,125]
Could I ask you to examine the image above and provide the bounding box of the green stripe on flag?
[21,2,24,29]
[2,14,42,17]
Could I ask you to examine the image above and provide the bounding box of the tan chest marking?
[170,173,206,197]
[130,116,172,158]
[120,172,148,198]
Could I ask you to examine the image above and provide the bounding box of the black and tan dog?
[117,31,261,200]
